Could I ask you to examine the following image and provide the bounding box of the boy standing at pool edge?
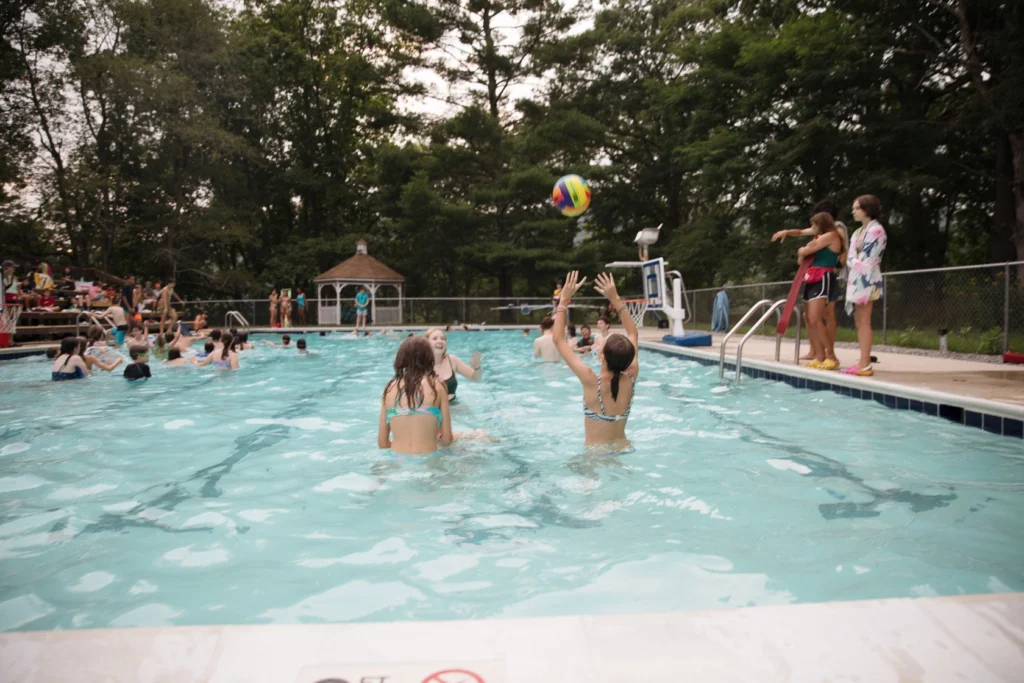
[354,287,370,332]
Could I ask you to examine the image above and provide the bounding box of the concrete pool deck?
[637,329,1024,412]
[1,593,1022,682]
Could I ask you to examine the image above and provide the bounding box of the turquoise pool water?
[0,331,1021,632]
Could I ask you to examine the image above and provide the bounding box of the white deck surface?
[1,594,1022,682]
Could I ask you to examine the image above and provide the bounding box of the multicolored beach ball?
[552,174,591,217]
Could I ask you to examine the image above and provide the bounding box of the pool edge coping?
[1,593,1022,682]
[640,340,1024,438]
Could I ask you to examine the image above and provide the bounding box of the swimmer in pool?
[76,335,121,373]
[235,331,253,351]
[424,327,483,402]
[151,331,176,360]
[165,348,188,366]
[553,271,639,450]
[261,334,290,347]
[592,315,611,352]
[51,337,90,381]
[574,325,596,354]
[195,340,215,360]
[533,316,561,362]
[84,325,121,365]
[378,336,452,455]
[197,332,239,369]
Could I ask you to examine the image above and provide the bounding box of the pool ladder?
[75,311,113,338]
[718,299,801,382]
[225,310,250,331]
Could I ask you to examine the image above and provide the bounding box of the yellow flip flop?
[819,359,840,371]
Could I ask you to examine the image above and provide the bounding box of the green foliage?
[0,0,1020,301]
[976,327,1005,356]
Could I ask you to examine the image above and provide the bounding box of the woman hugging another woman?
[197,332,239,370]
[796,211,844,370]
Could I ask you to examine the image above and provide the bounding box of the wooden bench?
[18,311,81,324]
[14,325,80,340]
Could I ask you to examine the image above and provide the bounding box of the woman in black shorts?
[796,212,843,370]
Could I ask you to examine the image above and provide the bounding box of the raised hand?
[559,270,588,306]
[771,230,789,243]
[470,351,483,370]
[593,272,620,304]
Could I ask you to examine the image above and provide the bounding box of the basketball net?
[0,304,22,333]
[622,299,648,328]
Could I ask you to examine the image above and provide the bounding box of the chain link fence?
[172,296,617,330]
[171,262,1022,354]
[687,261,1023,355]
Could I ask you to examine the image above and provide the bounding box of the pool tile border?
[0,346,52,360]
[642,341,1024,440]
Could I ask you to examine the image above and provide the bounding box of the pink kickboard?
[777,258,811,335]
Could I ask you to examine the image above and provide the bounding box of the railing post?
[462,298,467,325]
[794,305,801,365]
[882,274,888,345]
[1005,263,1011,354]
[760,285,766,335]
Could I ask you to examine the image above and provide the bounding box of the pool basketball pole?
[605,224,707,345]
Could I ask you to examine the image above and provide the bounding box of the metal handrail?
[718,299,772,378]
[225,310,250,331]
[75,311,109,337]
[735,300,787,382]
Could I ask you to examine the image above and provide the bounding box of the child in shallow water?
[51,337,90,381]
[166,348,188,367]
[378,336,452,455]
[124,346,152,381]
[552,270,639,451]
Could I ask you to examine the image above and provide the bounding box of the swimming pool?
[0,331,1021,632]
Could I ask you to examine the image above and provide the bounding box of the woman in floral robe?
[844,195,887,376]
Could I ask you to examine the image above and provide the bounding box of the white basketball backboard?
[642,258,665,310]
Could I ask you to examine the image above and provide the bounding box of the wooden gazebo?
[314,240,405,325]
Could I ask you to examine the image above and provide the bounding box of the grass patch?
[684,321,1022,355]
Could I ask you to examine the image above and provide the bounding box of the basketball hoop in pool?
[620,298,650,328]
[605,226,711,346]
[0,304,22,349]
[604,256,672,328]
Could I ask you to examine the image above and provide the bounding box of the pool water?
[0,331,1021,632]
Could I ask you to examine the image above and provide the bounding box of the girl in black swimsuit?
[423,327,484,401]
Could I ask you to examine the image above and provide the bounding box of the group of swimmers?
[532,315,609,362]
[378,194,887,456]
[773,195,887,377]
[378,271,638,455]
[47,324,310,382]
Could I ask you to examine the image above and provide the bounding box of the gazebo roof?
[314,240,405,283]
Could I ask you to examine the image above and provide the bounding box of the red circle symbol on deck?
[422,670,485,683]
